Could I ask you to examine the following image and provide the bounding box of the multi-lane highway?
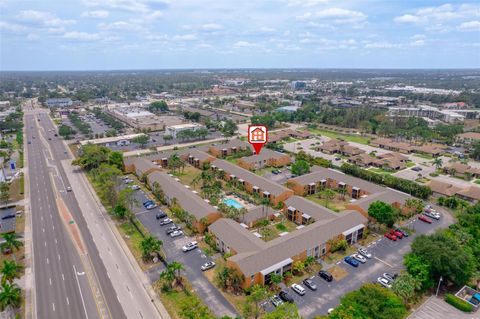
[26,101,168,319]
[26,111,102,319]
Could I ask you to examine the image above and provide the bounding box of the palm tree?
[0,260,22,284]
[159,267,175,289]
[169,261,184,287]
[433,157,443,170]
[191,174,201,190]
[140,235,163,262]
[1,234,23,254]
[0,282,21,311]
[319,189,335,209]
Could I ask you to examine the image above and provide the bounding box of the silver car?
[358,248,372,259]
[377,277,392,288]
[201,261,216,271]
[352,253,367,263]
[170,230,183,238]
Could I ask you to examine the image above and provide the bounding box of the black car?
[303,278,317,291]
[318,270,333,282]
[278,291,294,303]
[156,212,167,220]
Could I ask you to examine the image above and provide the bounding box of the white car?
[424,211,440,220]
[352,253,367,264]
[201,261,216,271]
[170,230,183,238]
[182,241,198,252]
[358,248,372,259]
[130,185,140,190]
[291,283,306,296]
[377,277,392,288]
[382,273,396,282]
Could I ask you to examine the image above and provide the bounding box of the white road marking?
[58,254,60,261]
[73,265,89,319]
[49,278,52,285]
[52,303,55,311]
[374,256,394,268]
[44,241,47,247]
[62,274,65,281]
[66,297,69,305]
[46,258,49,264]
[42,228,45,233]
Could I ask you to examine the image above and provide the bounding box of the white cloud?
[63,31,100,41]
[201,23,222,30]
[297,7,367,24]
[365,41,402,49]
[173,34,197,41]
[394,3,480,25]
[410,39,425,46]
[0,21,29,33]
[260,27,276,32]
[411,34,426,40]
[286,0,329,7]
[98,21,146,32]
[83,0,169,13]
[81,10,109,18]
[16,10,75,27]
[458,20,480,32]
[233,41,257,48]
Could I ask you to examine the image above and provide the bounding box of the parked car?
[166,225,181,235]
[159,218,173,226]
[270,295,284,307]
[377,277,392,288]
[124,178,134,184]
[344,256,359,267]
[129,185,140,190]
[272,169,280,175]
[358,248,372,259]
[395,228,409,237]
[143,200,154,207]
[291,283,306,296]
[390,229,403,239]
[182,241,198,252]
[318,270,333,282]
[382,273,396,282]
[146,204,157,210]
[424,206,436,213]
[412,166,422,172]
[201,261,216,271]
[418,215,432,224]
[352,253,367,264]
[278,291,294,303]
[66,186,72,192]
[424,211,440,220]
[302,278,317,291]
[170,230,183,238]
[156,212,167,220]
[384,232,397,241]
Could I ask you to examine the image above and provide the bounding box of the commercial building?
[108,106,184,131]
[46,98,72,108]
[165,123,204,138]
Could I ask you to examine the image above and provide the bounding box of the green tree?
[0,234,23,254]
[108,151,123,170]
[149,100,169,113]
[319,189,335,209]
[404,253,434,291]
[140,235,163,262]
[391,273,421,305]
[291,160,310,176]
[72,144,111,171]
[243,285,267,319]
[0,260,22,284]
[221,120,238,137]
[111,204,128,220]
[163,134,173,144]
[433,157,443,170]
[324,283,407,319]
[0,182,9,205]
[292,260,305,275]
[263,302,301,319]
[368,201,397,227]
[132,135,150,148]
[0,282,21,311]
[58,124,75,139]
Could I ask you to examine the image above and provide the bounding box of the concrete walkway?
[408,296,479,319]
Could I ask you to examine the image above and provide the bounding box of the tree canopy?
[291,160,310,176]
[368,201,397,227]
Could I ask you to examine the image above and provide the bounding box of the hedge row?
[444,294,473,312]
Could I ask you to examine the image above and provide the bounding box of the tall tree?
[391,273,421,305]
[319,189,335,209]
[0,282,21,311]
[243,285,267,319]
[140,235,163,262]
[0,260,23,284]
[0,234,23,254]
[368,201,397,227]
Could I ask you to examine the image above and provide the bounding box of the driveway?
[264,205,455,318]
[125,186,238,318]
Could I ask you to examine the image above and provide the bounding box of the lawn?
[474,179,480,185]
[259,219,299,241]
[306,194,348,212]
[413,153,434,160]
[406,162,416,168]
[307,128,371,145]
[117,221,157,271]
[324,245,357,264]
[368,168,394,175]
[9,175,24,202]
[170,165,202,188]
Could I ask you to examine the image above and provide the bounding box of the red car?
[384,232,397,241]
[390,229,403,239]
[418,215,432,224]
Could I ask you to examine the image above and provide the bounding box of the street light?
[435,276,443,297]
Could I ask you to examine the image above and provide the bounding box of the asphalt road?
[26,112,100,319]
[123,184,238,318]
[263,206,455,318]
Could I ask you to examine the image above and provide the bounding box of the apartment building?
[209,139,250,158]
[237,149,291,170]
[428,180,480,203]
[211,158,294,206]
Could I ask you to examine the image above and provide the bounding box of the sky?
[0,0,479,70]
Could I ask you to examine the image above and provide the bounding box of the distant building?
[46,98,73,108]
[165,123,204,138]
[277,105,299,113]
[290,81,306,91]
[0,206,16,234]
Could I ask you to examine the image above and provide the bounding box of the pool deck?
[223,195,255,210]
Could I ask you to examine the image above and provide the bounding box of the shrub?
[444,294,473,312]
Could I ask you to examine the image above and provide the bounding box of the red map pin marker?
[248,125,268,155]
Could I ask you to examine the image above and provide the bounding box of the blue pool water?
[223,198,244,209]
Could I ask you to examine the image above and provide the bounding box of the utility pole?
[435,276,443,297]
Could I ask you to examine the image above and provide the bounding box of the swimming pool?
[223,198,244,209]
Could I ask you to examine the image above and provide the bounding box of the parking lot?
[262,206,454,318]
[120,181,238,318]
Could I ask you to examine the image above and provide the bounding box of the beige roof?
[349,153,377,165]
[378,152,409,162]
[240,149,289,164]
[209,218,266,253]
[428,180,463,197]
[457,132,480,141]
[457,186,480,201]
[229,211,367,276]
[209,139,249,152]
[147,171,217,219]
[446,162,480,175]
[212,159,291,196]
[289,166,385,194]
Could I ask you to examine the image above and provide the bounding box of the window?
[250,275,255,285]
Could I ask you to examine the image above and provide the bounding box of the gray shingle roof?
[209,218,266,253]
[147,171,217,220]
[352,189,411,211]
[240,149,289,164]
[291,166,385,194]
[211,159,291,196]
[284,196,338,222]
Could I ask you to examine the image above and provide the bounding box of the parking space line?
[374,256,393,268]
